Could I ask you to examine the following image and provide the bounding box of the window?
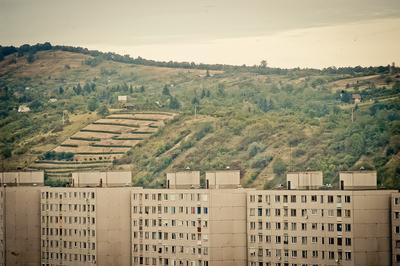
[328,224,334,232]
[345,224,351,232]
[250,208,255,216]
[345,238,351,246]
[290,195,296,203]
[337,224,342,232]
[345,195,351,203]
[301,195,307,203]
[311,223,317,230]
[311,195,317,202]
[258,208,262,216]
[250,195,255,202]
[301,223,307,230]
[328,251,335,260]
[328,196,334,203]
[275,195,280,203]
[283,195,288,203]
[337,195,342,203]
[345,210,351,217]
[345,252,352,260]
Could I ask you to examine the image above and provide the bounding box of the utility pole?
[351,107,354,123]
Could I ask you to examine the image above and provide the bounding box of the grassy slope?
[0,50,399,188]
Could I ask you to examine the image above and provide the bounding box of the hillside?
[0,47,399,188]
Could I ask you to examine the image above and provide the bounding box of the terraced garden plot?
[31,112,177,180]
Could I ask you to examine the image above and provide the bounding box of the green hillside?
[0,45,399,188]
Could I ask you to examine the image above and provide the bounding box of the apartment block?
[392,192,400,265]
[40,171,132,266]
[0,186,4,266]
[1,171,45,266]
[247,171,395,266]
[1,169,400,266]
[132,170,248,266]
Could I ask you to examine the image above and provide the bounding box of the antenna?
[351,107,354,123]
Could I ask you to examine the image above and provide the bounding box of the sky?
[0,0,399,68]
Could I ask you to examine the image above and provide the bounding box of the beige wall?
[0,171,44,185]
[286,171,323,189]
[96,188,131,266]
[166,171,200,189]
[208,189,248,266]
[205,170,241,189]
[339,171,377,190]
[72,171,132,187]
[5,186,41,266]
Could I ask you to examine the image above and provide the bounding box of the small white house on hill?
[18,105,31,113]
[118,95,128,102]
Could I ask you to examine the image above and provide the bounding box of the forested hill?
[0,44,399,188]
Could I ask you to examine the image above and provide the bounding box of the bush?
[251,155,273,169]
[97,104,110,116]
[41,151,75,161]
[273,158,287,176]
[293,149,306,158]
[248,142,264,158]
[195,123,213,140]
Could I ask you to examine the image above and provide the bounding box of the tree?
[191,96,200,106]
[27,52,36,63]
[347,133,365,157]
[200,89,206,99]
[169,96,181,109]
[1,145,12,159]
[257,98,272,112]
[162,85,170,96]
[217,84,225,96]
[340,90,352,103]
[29,99,43,111]
[273,158,287,177]
[87,97,99,112]
[206,69,210,77]
[58,86,64,95]
[260,60,268,68]
[97,104,109,116]
[73,83,82,95]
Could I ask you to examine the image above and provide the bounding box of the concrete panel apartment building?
[0,169,399,266]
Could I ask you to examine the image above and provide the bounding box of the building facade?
[0,170,399,266]
[247,171,395,266]
[392,192,400,265]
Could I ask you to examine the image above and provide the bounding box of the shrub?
[273,158,287,176]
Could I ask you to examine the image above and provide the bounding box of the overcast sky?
[1,0,399,68]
